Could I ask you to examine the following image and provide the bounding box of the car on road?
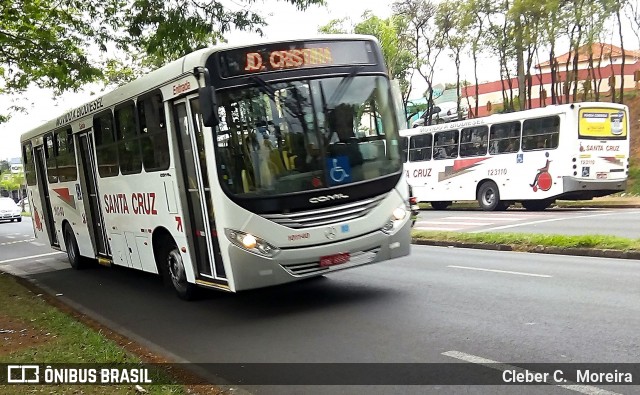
[0,197,22,222]
[411,101,469,128]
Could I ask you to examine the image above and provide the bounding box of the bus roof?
[400,102,629,137]
[20,34,378,143]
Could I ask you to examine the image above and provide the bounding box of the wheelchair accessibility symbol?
[326,156,352,185]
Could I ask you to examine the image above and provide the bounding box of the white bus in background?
[400,102,629,211]
[20,35,412,300]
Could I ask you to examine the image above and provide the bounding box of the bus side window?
[138,93,169,172]
[45,133,58,183]
[115,102,143,175]
[433,130,459,160]
[460,126,488,158]
[55,128,77,182]
[489,121,520,155]
[409,134,432,162]
[94,111,119,178]
[23,142,37,186]
[522,116,560,151]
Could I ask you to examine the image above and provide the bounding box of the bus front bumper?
[228,219,412,291]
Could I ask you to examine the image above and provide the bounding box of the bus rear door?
[32,145,58,247]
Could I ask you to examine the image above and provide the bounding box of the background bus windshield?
[214,75,402,197]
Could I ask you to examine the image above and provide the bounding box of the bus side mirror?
[199,87,220,128]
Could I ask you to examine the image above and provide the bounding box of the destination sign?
[218,40,375,78]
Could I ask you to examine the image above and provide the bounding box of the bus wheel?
[477,181,505,211]
[64,225,84,270]
[160,240,198,300]
[522,199,553,211]
[431,201,451,210]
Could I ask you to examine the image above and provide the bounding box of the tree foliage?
[0,0,325,98]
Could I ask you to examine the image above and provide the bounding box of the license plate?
[319,253,350,267]
[596,172,608,179]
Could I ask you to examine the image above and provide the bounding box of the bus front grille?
[261,194,387,229]
[280,247,380,277]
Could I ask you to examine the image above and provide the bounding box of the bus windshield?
[214,75,402,197]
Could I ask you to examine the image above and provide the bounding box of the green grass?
[0,273,187,394]
[411,230,640,251]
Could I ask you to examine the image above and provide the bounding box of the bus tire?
[477,181,506,211]
[159,238,198,301]
[63,225,84,270]
[522,199,553,211]
[431,201,451,210]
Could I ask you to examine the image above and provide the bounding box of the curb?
[411,238,640,260]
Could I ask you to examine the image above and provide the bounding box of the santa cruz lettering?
[103,192,157,215]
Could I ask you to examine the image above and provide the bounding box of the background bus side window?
[23,143,37,186]
[489,121,520,154]
[94,111,119,178]
[45,133,58,183]
[409,134,432,162]
[460,126,488,157]
[522,116,560,151]
[433,130,459,159]
[138,93,169,172]
[115,103,142,175]
[55,128,77,182]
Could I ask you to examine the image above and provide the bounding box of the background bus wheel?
[64,225,84,270]
[160,240,198,300]
[522,199,553,211]
[431,201,451,210]
[477,181,505,211]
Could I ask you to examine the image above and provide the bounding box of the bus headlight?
[392,207,407,221]
[225,229,280,258]
[382,205,408,234]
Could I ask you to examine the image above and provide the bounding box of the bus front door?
[172,97,226,283]
[77,131,110,257]
[32,146,58,246]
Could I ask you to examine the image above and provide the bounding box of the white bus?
[400,102,629,211]
[20,35,412,299]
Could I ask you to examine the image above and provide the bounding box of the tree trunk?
[617,7,626,104]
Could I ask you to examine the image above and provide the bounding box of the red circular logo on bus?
[537,172,552,191]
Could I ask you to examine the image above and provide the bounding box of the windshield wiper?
[325,65,363,111]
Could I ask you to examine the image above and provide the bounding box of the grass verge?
[0,273,220,394]
[411,230,640,252]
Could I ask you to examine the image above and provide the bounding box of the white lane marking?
[442,350,621,395]
[414,226,464,231]
[472,210,636,233]
[448,265,552,278]
[31,241,46,246]
[0,238,35,246]
[446,216,542,221]
[0,251,66,264]
[424,221,493,226]
[5,235,15,239]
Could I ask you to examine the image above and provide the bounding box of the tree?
[393,0,445,125]
[436,0,469,117]
[1,0,326,119]
[318,11,415,121]
[0,160,9,173]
